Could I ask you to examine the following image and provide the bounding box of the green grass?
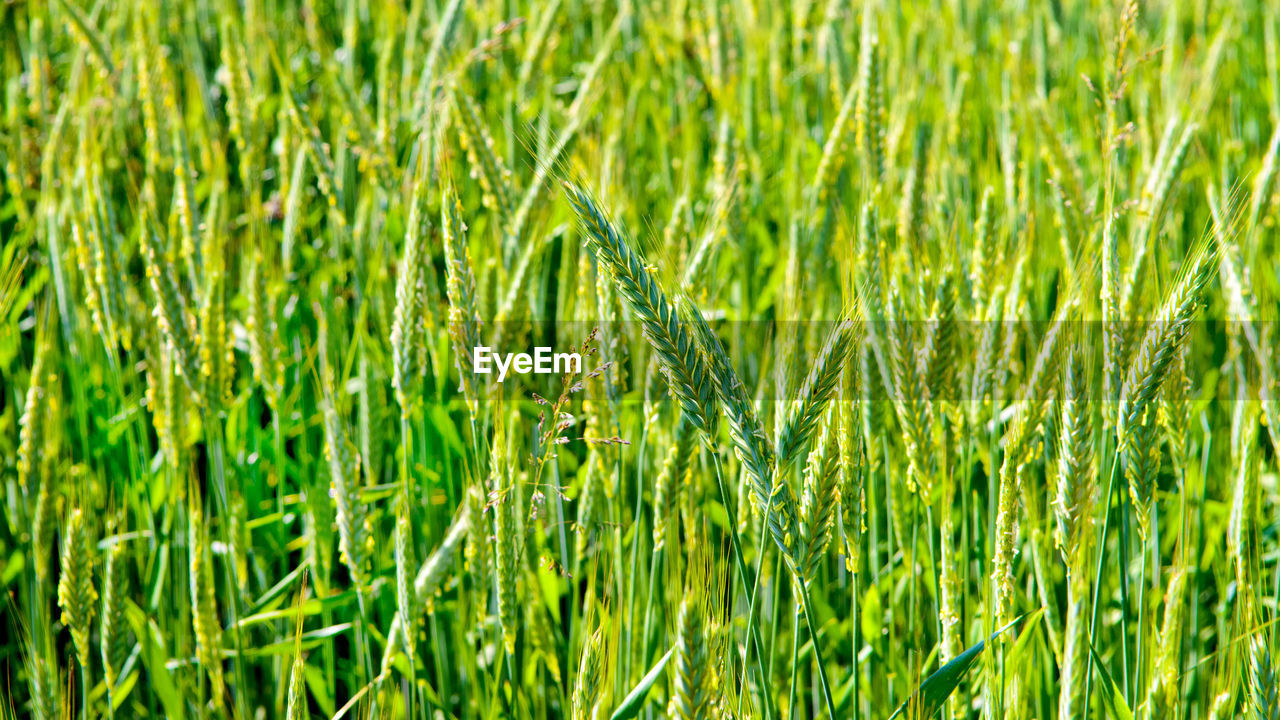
[2,0,1279,719]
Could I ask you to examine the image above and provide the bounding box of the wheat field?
[2,0,1279,718]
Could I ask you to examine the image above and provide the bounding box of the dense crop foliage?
[2,0,1280,718]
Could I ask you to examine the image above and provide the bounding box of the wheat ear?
[572,628,605,720]
[442,182,483,418]
[379,502,471,678]
[798,408,841,580]
[1117,242,1217,450]
[671,597,713,720]
[564,182,719,436]
[140,211,202,396]
[58,508,97,676]
[776,318,858,465]
[1250,634,1279,720]
[100,538,130,694]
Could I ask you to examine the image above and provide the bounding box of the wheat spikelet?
[1055,351,1094,561]
[564,182,718,436]
[453,87,514,222]
[681,300,769,474]
[1250,634,1280,720]
[394,496,415,649]
[1004,305,1071,468]
[1141,117,1188,220]
[493,490,520,656]
[922,271,959,410]
[188,497,226,700]
[776,318,857,464]
[1123,408,1162,539]
[58,508,97,675]
[838,366,866,572]
[100,539,130,693]
[229,493,251,593]
[57,0,113,73]
[246,251,283,405]
[1117,243,1217,450]
[1229,422,1263,638]
[670,597,713,720]
[938,477,962,675]
[854,3,884,183]
[654,419,695,550]
[897,124,931,246]
[679,454,711,553]
[970,187,997,306]
[991,433,1024,625]
[170,129,204,294]
[681,300,801,562]
[591,266,628,422]
[217,16,259,183]
[572,628,604,720]
[390,167,430,415]
[320,307,367,588]
[858,203,886,323]
[491,429,520,656]
[380,502,471,677]
[885,285,933,495]
[83,161,130,349]
[1146,566,1188,715]
[140,212,201,395]
[1213,194,1280,454]
[798,408,841,580]
[322,68,392,188]
[1229,423,1259,568]
[69,209,110,344]
[994,261,1026,399]
[598,259,632,401]
[286,568,310,720]
[33,652,60,719]
[733,461,758,549]
[418,507,473,609]
[322,396,369,588]
[133,9,163,175]
[145,338,185,479]
[197,250,232,408]
[442,183,483,418]
[17,322,50,494]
